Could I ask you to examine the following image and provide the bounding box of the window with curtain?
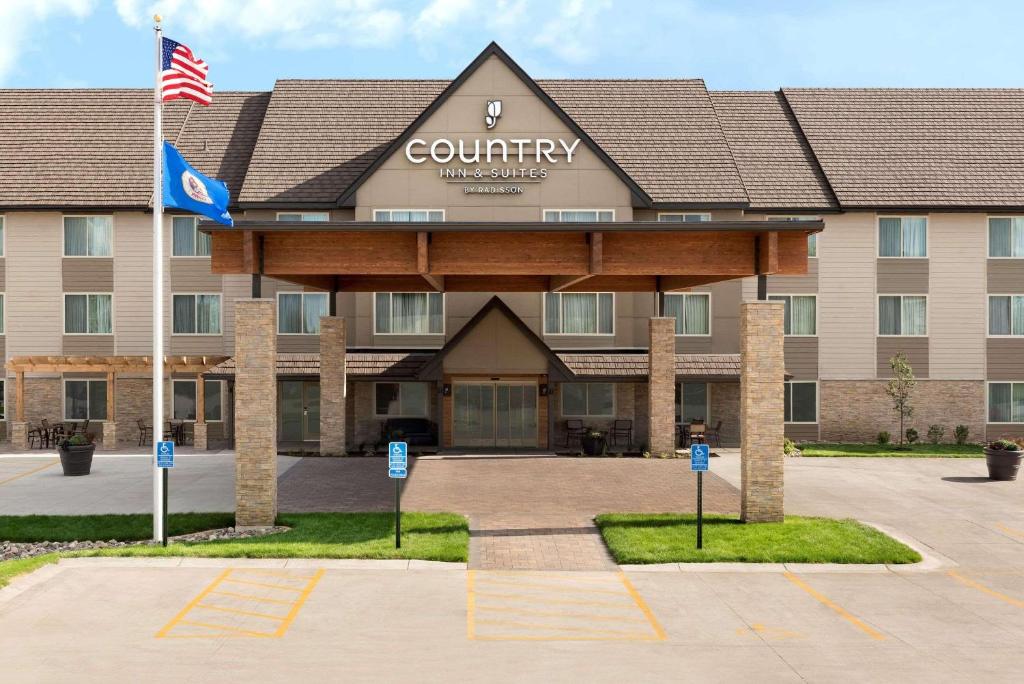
[373,210,443,222]
[172,380,225,421]
[784,381,817,423]
[988,382,1024,423]
[277,212,330,222]
[675,382,708,423]
[64,294,112,334]
[879,295,927,336]
[879,217,927,257]
[807,233,817,257]
[544,292,613,335]
[543,210,614,222]
[374,382,430,417]
[63,216,112,256]
[374,292,444,334]
[171,216,212,256]
[64,380,107,420]
[278,292,329,334]
[989,295,1024,336]
[172,294,221,334]
[561,383,614,417]
[989,217,1024,257]
[768,295,817,335]
[658,213,710,222]
[663,293,710,335]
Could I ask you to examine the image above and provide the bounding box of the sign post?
[690,443,710,549]
[388,442,408,549]
[156,440,174,547]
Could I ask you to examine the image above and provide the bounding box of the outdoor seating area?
[136,420,193,447]
[676,420,723,448]
[26,419,91,449]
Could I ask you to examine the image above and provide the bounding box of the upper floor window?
[879,217,926,257]
[278,292,329,335]
[807,233,817,257]
[64,379,107,420]
[172,216,211,256]
[785,381,818,423]
[374,292,443,335]
[544,292,613,335]
[172,379,224,422]
[64,293,112,334]
[277,212,330,222]
[375,382,430,417]
[768,294,817,336]
[373,210,443,222]
[172,293,222,335]
[989,295,1024,336]
[64,216,112,257]
[561,382,615,417]
[989,217,1024,257]
[878,295,927,336]
[663,293,710,335]
[658,213,710,222]
[988,382,1024,423]
[543,210,614,222]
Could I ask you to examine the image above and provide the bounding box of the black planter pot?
[581,433,606,456]
[984,447,1021,481]
[59,444,95,476]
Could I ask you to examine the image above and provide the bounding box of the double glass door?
[453,382,538,448]
[279,380,320,442]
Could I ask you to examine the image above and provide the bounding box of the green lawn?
[0,513,235,542]
[0,553,60,589]
[596,514,921,564]
[799,443,983,458]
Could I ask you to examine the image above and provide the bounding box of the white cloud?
[0,0,95,83]
[533,0,612,64]
[412,0,474,39]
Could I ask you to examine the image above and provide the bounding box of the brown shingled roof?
[557,353,743,380]
[209,352,433,378]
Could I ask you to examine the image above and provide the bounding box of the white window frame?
[170,215,212,258]
[373,292,446,336]
[986,381,1024,424]
[543,292,615,336]
[877,215,928,258]
[987,216,1024,259]
[784,380,819,424]
[276,291,330,336]
[657,212,711,222]
[767,293,817,337]
[877,294,929,337]
[62,378,108,421]
[560,382,616,418]
[987,294,1024,338]
[171,292,223,336]
[171,379,226,422]
[63,293,114,335]
[62,215,113,258]
[663,292,712,337]
[276,211,331,222]
[373,382,431,418]
[543,209,616,222]
[372,209,445,222]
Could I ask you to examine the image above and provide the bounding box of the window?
[658,213,710,222]
[172,294,222,335]
[277,212,330,222]
[543,210,614,222]
[374,382,430,417]
[278,292,329,335]
[768,295,817,335]
[807,233,818,257]
[373,210,443,222]
[989,217,1024,257]
[171,216,211,256]
[172,380,224,421]
[64,294,112,334]
[989,382,1024,423]
[878,295,927,336]
[374,292,443,335]
[63,216,112,256]
[64,380,107,420]
[785,381,818,423]
[879,217,927,257]
[561,383,614,417]
[663,293,710,335]
[989,295,1024,336]
[675,382,708,423]
[544,292,614,335]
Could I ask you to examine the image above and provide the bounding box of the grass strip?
[799,443,982,458]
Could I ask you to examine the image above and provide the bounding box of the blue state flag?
[162,141,233,226]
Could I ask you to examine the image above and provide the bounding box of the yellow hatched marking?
[948,570,1024,609]
[229,569,318,581]
[995,523,1024,540]
[156,568,232,638]
[473,590,639,609]
[208,590,295,605]
[474,578,636,596]
[222,577,305,592]
[273,569,325,637]
[618,573,668,641]
[475,604,649,623]
[475,618,659,639]
[783,572,885,641]
[177,620,275,638]
[194,603,286,621]
[0,460,59,486]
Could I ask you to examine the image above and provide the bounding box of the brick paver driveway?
[279,455,739,570]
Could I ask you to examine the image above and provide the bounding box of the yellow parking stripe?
[194,603,286,621]
[472,590,639,609]
[995,523,1024,540]
[618,573,668,641]
[783,572,885,641]
[272,569,325,637]
[948,570,1024,608]
[222,578,306,592]
[208,590,295,605]
[475,618,659,639]
[229,569,319,581]
[475,604,649,623]
[0,460,58,486]
[156,568,232,638]
[177,620,275,638]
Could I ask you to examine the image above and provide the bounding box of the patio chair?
[689,422,706,445]
[706,420,723,447]
[79,419,90,437]
[27,423,44,449]
[137,419,152,447]
[563,419,586,448]
[40,419,54,449]
[610,419,633,447]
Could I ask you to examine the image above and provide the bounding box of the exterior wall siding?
[876,258,928,293]
[113,213,156,355]
[987,259,1024,293]
[783,337,819,380]
[930,214,986,379]
[7,213,64,359]
[877,336,929,379]
[62,258,114,291]
[986,338,1024,379]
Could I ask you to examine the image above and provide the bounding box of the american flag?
[160,37,212,106]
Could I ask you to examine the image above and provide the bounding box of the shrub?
[954,425,970,446]
[905,428,919,445]
[783,437,797,455]
[926,424,945,445]
[989,439,1021,452]
[877,431,891,445]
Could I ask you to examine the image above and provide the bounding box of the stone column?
[647,317,676,458]
[194,423,209,450]
[194,375,208,450]
[102,422,118,450]
[234,299,278,527]
[319,316,347,456]
[740,301,786,522]
[11,422,28,450]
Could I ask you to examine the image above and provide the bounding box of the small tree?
[886,352,916,447]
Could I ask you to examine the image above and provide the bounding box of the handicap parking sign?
[690,443,709,472]
[157,441,175,468]
[388,442,408,478]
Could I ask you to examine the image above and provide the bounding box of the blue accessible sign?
[690,443,710,472]
[156,441,175,469]
[388,441,408,479]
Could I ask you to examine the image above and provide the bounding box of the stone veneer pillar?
[647,317,676,458]
[11,422,28,450]
[193,423,208,450]
[101,422,117,450]
[740,301,786,522]
[234,299,278,527]
[319,316,347,456]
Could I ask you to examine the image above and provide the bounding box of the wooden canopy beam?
[5,355,230,374]
[757,231,780,275]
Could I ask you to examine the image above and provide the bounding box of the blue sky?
[5,0,1024,90]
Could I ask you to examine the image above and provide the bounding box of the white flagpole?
[152,15,165,543]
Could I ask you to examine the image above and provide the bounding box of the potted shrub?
[581,429,606,456]
[58,433,96,476]
[984,439,1022,481]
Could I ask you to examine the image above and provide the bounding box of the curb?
[46,556,468,571]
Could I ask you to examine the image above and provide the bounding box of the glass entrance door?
[279,380,320,442]
[453,382,537,447]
